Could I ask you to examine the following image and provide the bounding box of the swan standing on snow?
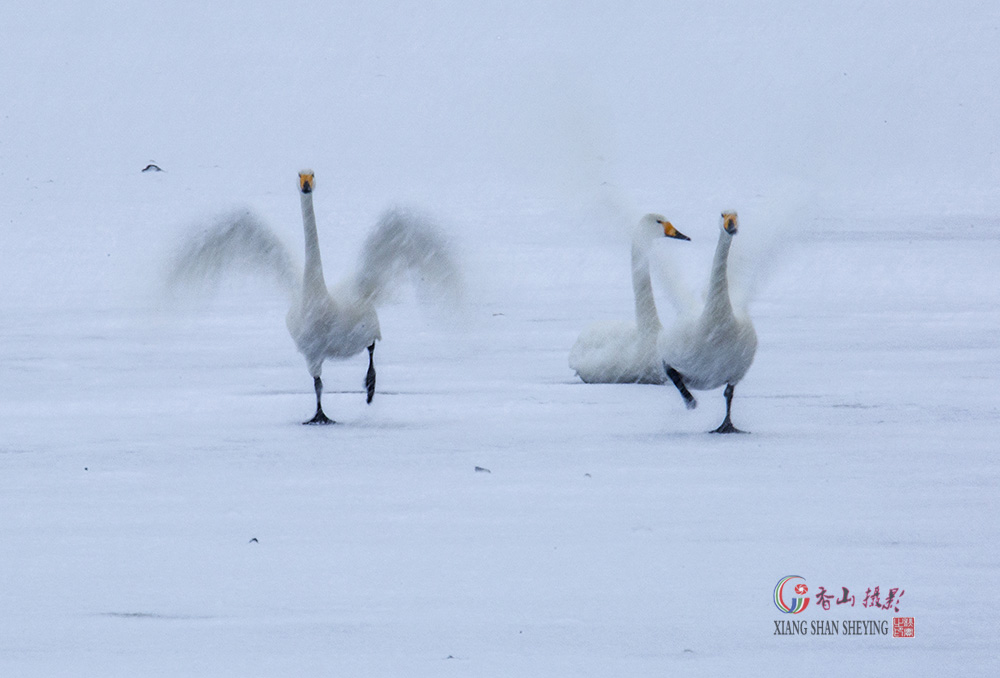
[659,211,757,433]
[170,169,459,424]
[569,214,690,384]
[289,170,378,423]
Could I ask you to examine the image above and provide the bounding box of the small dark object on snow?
[248,537,258,544]
[141,163,163,172]
[475,466,491,474]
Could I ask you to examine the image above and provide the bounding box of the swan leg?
[304,375,334,425]
[365,343,376,404]
[665,365,697,410]
[711,383,746,434]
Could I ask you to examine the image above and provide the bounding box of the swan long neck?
[706,230,734,316]
[300,190,327,295]
[631,241,662,335]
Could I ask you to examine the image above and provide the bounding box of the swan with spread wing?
[170,170,459,424]
[659,211,757,433]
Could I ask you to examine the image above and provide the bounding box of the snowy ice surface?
[2,2,999,676]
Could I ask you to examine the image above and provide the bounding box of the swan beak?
[663,222,691,241]
[722,212,738,235]
[299,171,314,194]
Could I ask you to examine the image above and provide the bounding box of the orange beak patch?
[722,212,738,234]
[663,221,691,241]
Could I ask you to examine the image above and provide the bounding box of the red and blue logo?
[774,575,810,614]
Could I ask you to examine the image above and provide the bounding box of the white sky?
[3,1,998,211]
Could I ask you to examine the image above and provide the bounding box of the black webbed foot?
[711,419,746,434]
[365,343,376,404]
[306,375,335,424]
[665,365,697,409]
[304,410,335,425]
[710,384,747,433]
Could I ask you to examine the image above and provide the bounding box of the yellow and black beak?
[299,170,315,194]
[722,212,738,235]
[661,220,690,241]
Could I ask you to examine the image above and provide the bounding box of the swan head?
[721,211,738,235]
[638,213,690,243]
[298,170,315,194]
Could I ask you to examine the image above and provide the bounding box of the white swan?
[659,211,757,433]
[169,169,459,424]
[569,214,690,384]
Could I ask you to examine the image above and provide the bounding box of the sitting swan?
[659,211,757,433]
[169,170,459,424]
[569,214,690,384]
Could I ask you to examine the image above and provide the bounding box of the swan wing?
[648,250,700,318]
[167,208,300,300]
[351,207,461,307]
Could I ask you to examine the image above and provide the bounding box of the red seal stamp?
[893,617,915,638]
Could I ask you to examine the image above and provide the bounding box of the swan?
[659,211,757,433]
[569,214,690,384]
[169,169,459,424]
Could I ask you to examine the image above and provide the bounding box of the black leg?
[304,375,334,425]
[711,383,746,433]
[365,343,376,404]
[665,365,697,410]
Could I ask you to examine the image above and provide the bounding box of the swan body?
[659,212,757,432]
[286,171,381,409]
[570,214,690,384]
[169,169,459,424]
[286,290,380,365]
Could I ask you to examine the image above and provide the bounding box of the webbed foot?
[665,365,697,409]
[365,343,376,404]
[710,384,746,433]
[304,410,335,425]
[711,419,746,434]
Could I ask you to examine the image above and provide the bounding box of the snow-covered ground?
[2,2,998,676]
